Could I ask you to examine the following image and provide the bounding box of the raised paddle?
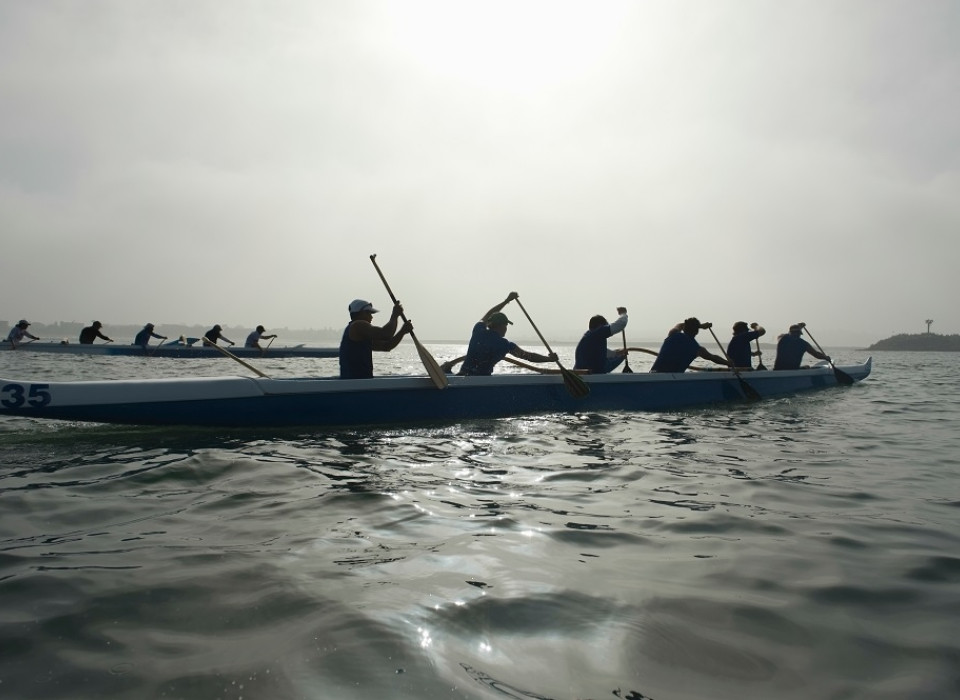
[512,297,590,398]
[202,337,269,378]
[621,330,633,373]
[800,325,854,386]
[706,325,762,402]
[369,254,448,390]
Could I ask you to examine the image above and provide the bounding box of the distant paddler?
[5,319,40,349]
[245,325,278,355]
[79,320,113,344]
[133,323,168,349]
[204,324,235,347]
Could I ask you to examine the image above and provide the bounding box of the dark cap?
[92,320,102,327]
[487,312,512,327]
[18,319,30,326]
[789,324,802,333]
[733,321,749,333]
[256,325,265,333]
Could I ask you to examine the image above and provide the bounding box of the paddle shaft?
[369,255,415,332]
[707,326,761,401]
[621,330,633,372]
[800,326,830,360]
[754,337,766,370]
[369,254,448,389]
[513,297,589,397]
[800,326,854,385]
[202,337,269,378]
[513,298,558,356]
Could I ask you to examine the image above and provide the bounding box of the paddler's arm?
[696,322,729,366]
[509,347,558,364]
[371,320,412,352]
[351,301,403,343]
[607,307,628,335]
[481,291,519,323]
[697,346,730,366]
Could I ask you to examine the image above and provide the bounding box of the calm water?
[1,347,958,700]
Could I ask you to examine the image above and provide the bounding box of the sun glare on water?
[383,0,631,92]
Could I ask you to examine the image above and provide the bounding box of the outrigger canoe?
[0,358,871,428]
[2,341,338,359]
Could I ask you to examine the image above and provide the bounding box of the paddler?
[573,307,629,374]
[650,317,729,373]
[339,298,412,379]
[456,292,557,375]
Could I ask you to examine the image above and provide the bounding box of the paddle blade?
[412,335,449,389]
[622,361,634,374]
[739,377,762,402]
[560,367,590,398]
[833,366,855,386]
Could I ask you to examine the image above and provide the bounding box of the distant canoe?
[0,358,872,428]
[1,341,338,359]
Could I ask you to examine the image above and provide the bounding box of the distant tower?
[925,319,934,334]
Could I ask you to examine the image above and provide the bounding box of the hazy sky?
[1,0,956,346]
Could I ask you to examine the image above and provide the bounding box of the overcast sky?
[1,0,956,346]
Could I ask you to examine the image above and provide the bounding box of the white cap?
[348,299,378,314]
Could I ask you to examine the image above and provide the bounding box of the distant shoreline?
[866,333,960,352]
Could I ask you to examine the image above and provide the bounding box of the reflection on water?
[1,350,959,698]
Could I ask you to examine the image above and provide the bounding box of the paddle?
[256,335,276,357]
[706,325,762,402]
[754,336,766,371]
[369,254,448,390]
[513,297,590,398]
[148,338,166,357]
[202,337,269,378]
[800,325,854,386]
[621,330,633,373]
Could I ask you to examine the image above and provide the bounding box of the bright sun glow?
[384,0,631,92]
